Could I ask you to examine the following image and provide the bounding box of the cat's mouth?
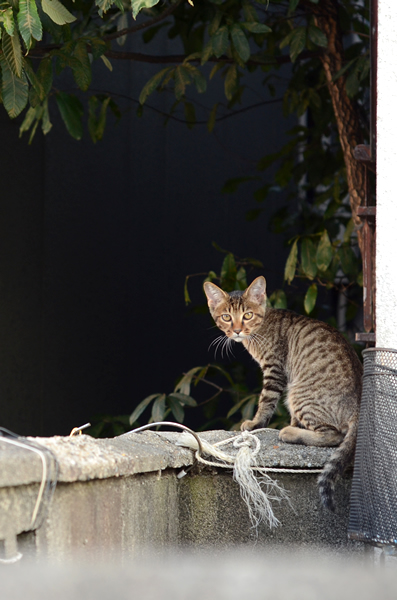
[231,334,245,342]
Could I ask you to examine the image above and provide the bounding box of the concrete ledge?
[0,429,359,559]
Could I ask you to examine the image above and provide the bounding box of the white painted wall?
[376,0,397,348]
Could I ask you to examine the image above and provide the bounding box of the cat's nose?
[234,329,242,334]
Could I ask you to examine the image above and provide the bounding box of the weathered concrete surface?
[0,429,360,560]
[3,550,397,600]
[0,429,336,486]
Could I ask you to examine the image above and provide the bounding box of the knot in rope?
[233,431,260,457]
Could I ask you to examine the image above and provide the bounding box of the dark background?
[0,33,292,436]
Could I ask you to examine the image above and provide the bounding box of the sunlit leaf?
[168,392,197,407]
[175,366,204,396]
[0,57,28,117]
[41,0,76,25]
[2,32,22,77]
[0,7,15,36]
[17,0,42,49]
[131,0,160,19]
[151,394,166,422]
[284,238,298,284]
[304,283,318,314]
[129,393,163,424]
[316,230,333,272]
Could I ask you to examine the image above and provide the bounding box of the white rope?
[176,428,322,530]
[130,423,323,532]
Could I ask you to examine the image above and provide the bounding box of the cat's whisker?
[209,335,226,359]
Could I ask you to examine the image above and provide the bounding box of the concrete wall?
[0,429,361,562]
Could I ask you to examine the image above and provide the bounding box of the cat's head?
[203,276,267,342]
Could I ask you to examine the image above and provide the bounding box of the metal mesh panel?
[348,348,397,545]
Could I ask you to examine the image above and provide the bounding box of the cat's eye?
[244,312,253,320]
[222,314,232,322]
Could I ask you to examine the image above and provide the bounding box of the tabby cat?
[204,275,362,511]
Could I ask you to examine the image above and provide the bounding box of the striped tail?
[318,418,358,511]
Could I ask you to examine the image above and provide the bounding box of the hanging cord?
[129,422,322,530]
[0,427,59,563]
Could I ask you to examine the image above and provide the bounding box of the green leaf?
[55,91,83,140]
[290,26,306,63]
[209,10,222,36]
[23,57,44,100]
[41,0,76,25]
[289,0,300,10]
[212,25,228,58]
[236,266,247,290]
[100,55,112,71]
[95,0,113,16]
[131,0,161,19]
[343,218,355,244]
[151,394,166,422]
[224,64,238,101]
[19,105,38,136]
[139,67,171,104]
[316,230,333,272]
[167,396,184,423]
[220,253,237,291]
[0,7,15,36]
[184,100,195,129]
[184,276,191,304]
[73,41,92,91]
[2,32,22,77]
[175,366,204,396]
[230,24,250,63]
[308,24,327,48]
[301,237,317,280]
[129,393,162,424]
[201,38,213,65]
[89,37,108,60]
[304,283,318,314]
[17,0,42,49]
[0,57,28,118]
[88,95,110,142]
[35,57,53,96]
[241,22,271,34]
[284,238,298,284]
[188,66,207,94]
[41,98,52,134]
[269,289,287,309]
[174,65,190,100]
[207,102,218,133]
[168,392,197,407]
[339,244,357,276]
[227,394,257,419]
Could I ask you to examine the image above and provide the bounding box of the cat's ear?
[203,281,228,310]
[243,276,267,306]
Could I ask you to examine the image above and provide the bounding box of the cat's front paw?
[241,419,256,431]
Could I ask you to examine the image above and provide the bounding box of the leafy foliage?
[0,0,370,432]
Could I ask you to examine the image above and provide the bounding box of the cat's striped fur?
[204,276,362,511]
